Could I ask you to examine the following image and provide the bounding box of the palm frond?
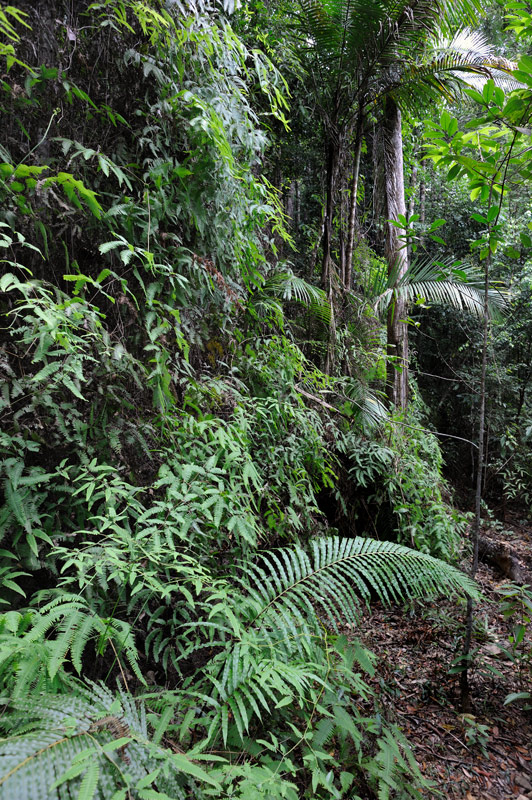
[386,28,518,110]
[341,378,389,429]
[370,257,508,319]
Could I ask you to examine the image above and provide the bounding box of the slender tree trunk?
[419,178,426,224]
[345,117,364,292]
[322,139,339,288]
[381,97,409,411]
[285,180,296,227]
[407,165,418,221]
[407,164,418,262]
[460,252,490,712]
[419,166,427,248]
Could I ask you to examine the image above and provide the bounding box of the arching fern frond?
[188,535,477,748]
[240,536,479,636]
[250,269,331,325]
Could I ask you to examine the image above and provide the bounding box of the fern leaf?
[242,537,478,634]
[77,761,100,800]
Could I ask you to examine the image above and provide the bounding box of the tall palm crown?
[298,0,487,123]
[297,0,509,406]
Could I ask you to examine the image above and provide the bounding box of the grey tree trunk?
[381,97,409,411]
[321,139,339,288]
[407,164,418,262]
[285,180,296,227]
[345,118,364,292]
[460,251,490,712]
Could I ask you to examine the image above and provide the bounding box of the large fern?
[180,536,478,748]
[0,595,144,698]
[241,535,478,629]
[0,682,219,800]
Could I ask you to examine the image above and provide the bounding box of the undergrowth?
[0,1,477,798]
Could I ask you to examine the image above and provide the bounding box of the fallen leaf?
[515,774,532,791]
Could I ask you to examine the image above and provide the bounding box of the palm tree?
[373,29,514,408]
[298,0,508,406]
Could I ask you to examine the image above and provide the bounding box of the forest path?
[353,516,532,799]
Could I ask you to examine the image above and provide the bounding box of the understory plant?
[0,535,478,800]
[498,582,532,709]
[0,1,494,799]
[337,415,466,560]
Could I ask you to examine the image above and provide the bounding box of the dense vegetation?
[0,1,531,798]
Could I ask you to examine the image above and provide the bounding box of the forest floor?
[354,513,532,800]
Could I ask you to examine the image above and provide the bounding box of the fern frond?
[250,270,331,324]
[193,536,477,747]
[1,595,144,689]
[0,684,220,800]
[241,536,478,635]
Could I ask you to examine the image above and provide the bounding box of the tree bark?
[407,164,418,262]
[285,180,296,227]
[460,251,490,713]
[321,139,339,288]
[419,178,426,224]
[381,97,409,411]
[345,117,364,292]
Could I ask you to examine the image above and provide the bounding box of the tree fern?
[0,683,219,800]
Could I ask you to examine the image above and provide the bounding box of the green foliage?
[0,534,474,799]
[498,582,532,709]
[0,682,220,800]
[370,255,507,319]
[339,421,467,558]
[0,596,143,697]
[0,1,501,798]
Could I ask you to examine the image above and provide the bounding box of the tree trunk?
[419,167,427,248]
[345,117,364,292]
[407,164,418,262]
[460,251,490,713]
[419,178,426,224]
[322,139,339,288]
[285,180,296,227]
[381,97,409,411]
